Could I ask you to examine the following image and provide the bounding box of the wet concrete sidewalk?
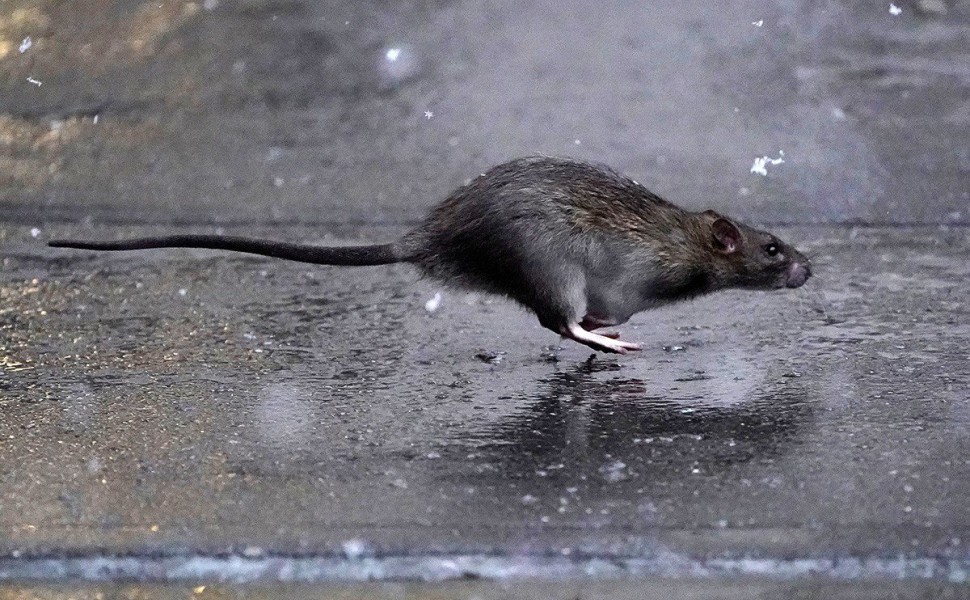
[2,0,970,595]
[1,579,969,600]
[2,224,969,595]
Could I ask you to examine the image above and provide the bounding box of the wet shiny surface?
[1,580,968,600]
[2,225,969,580]
[2,0,970,588]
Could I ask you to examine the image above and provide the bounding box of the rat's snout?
[785,261,811,288]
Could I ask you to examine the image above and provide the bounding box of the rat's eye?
[764,243,779,257]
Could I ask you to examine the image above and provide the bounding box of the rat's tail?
[48,235,404,266]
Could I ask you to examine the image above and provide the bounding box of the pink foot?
[563,323,642,354]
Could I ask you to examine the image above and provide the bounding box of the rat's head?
[702,212,812,291]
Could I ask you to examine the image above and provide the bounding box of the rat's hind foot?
[563,323,642,354]
[580,315,616,330]
[579,315,622,339]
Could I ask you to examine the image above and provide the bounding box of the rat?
[49,156,812,354]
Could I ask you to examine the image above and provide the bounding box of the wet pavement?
[1,580,967,600]
[3,224,970,594]
[2,0,970,595]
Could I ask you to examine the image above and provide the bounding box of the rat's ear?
[712,218,742,254]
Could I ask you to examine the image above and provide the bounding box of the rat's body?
[50,156,811,353]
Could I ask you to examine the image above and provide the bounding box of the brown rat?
[49,156,812,353]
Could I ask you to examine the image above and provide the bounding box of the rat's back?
[400,156,689,298]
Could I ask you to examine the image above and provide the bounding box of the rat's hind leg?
[579,314,614,330]
[579,315,626,341]
[521,258,640,354]
[562,323,642,354]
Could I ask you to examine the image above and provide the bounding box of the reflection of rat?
[50,156,811,353]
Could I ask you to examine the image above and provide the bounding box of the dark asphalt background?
[2,0,970,597]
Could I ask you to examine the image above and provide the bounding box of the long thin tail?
[48,235,404,266]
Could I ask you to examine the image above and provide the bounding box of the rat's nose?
[785,262,811,288]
